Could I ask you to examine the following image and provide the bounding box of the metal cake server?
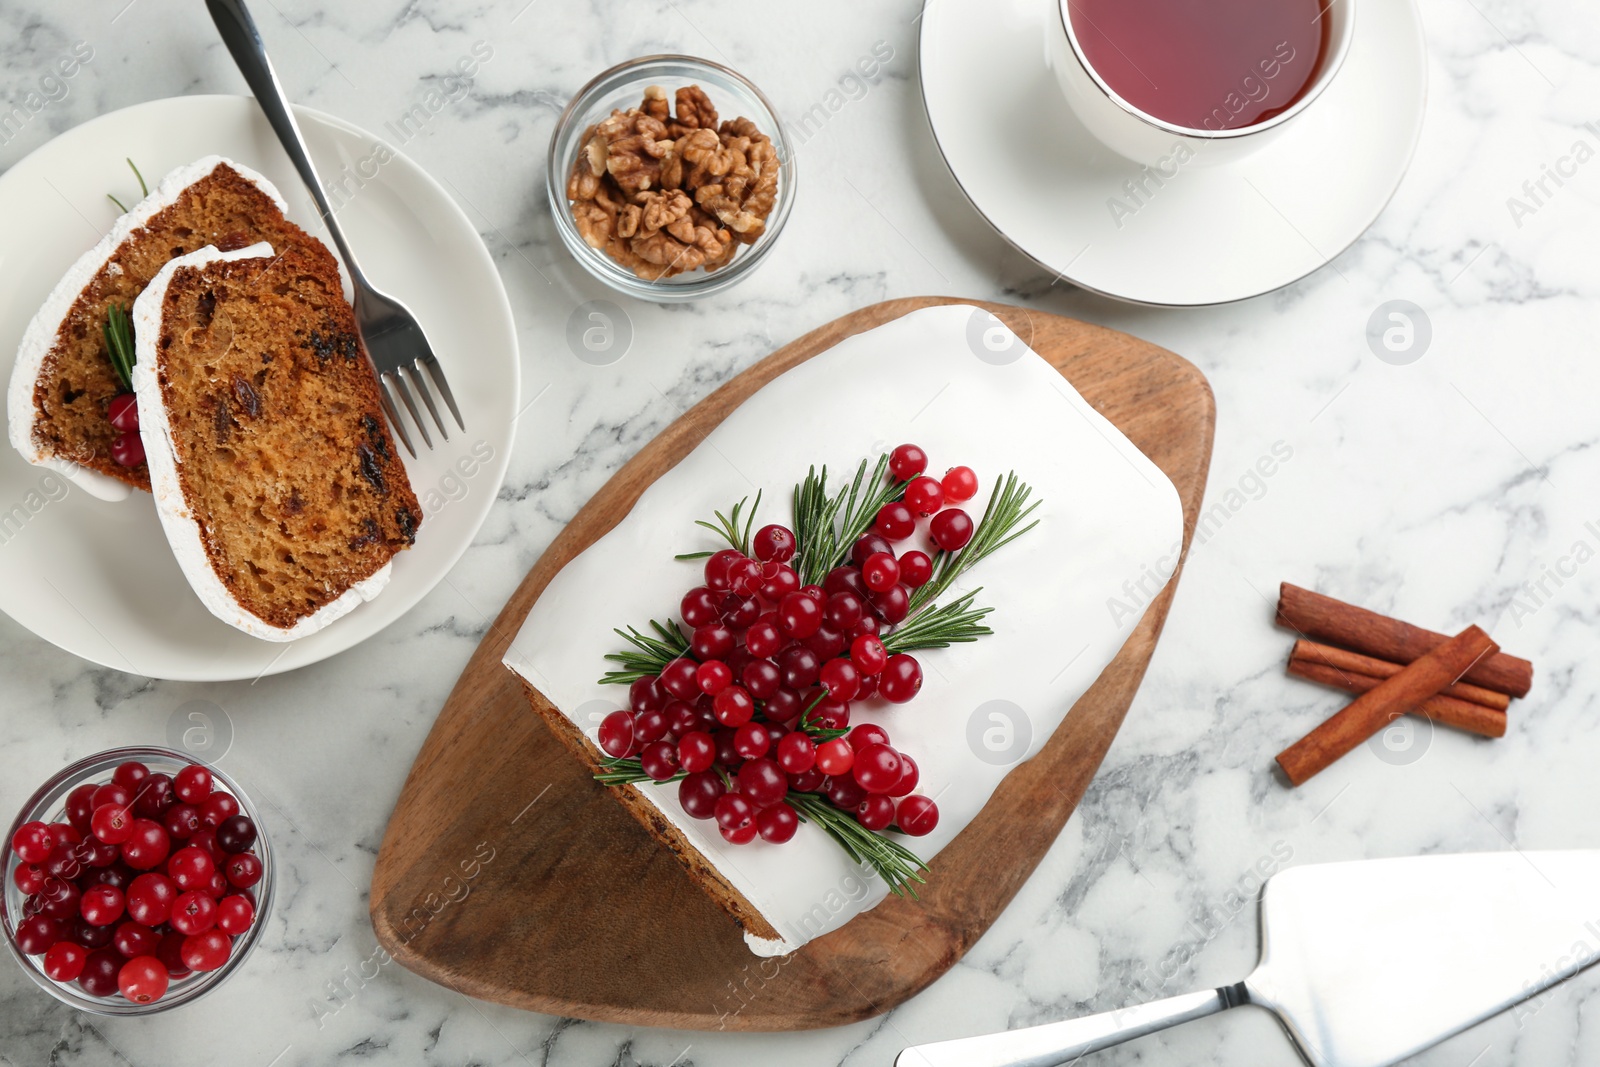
[206,0,464,458]
[899,851,1600,1067]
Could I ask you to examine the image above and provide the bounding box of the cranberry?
[113,921,161,958]
[820,659,860,701]
[778,592,822,639]
[214,815,257,854]
[851,635,888,675]
[15,914,65,954]
[110,431,144,467]
[852,744,904,794]
[696,660,733,695]
[776,732,817,774]
[117,954,168,1003]
[639,741,680,782]
[120,819,171,871]
[36,878,81,920]
[862,552,900,593]
[898,550,933,588]
[778,645,821,689]
[163,804,201,841]
[719,592,760,629]
[14,863,46,895]
[732,722,770,760]
[126,872,178,926]
[91,803,135,845]
[597,710,636,758]
[880,654,923,703]
[92,782,133,810]
[764,687,803,723]
[942,465,979,503]
[870,583,911,625]
[740,659,781,701]
[109,761,148,791]
[713,728,741,768]
[825,774,868,810]
[681,586,720,628]
[757,803,799,843]
[737,758,788,808]
[188,828,223,862]
[823,592,864,630]
[82,840,121,870]
[65,783,99,834]
[73,917,116,949]
[660,657,701,700]
[849,616,881,640]
[850,535,893,567]
[714,793,756,836]
[823,566,868,601]
[665,700,701,738]
[897,795,940,836]
[173,765,212,805]
[180,929,232,972]
[132,773,176,818]
[874,502,915,542]
[224,852,263,890]
[789,767,826,793]
[170,891,217,936]
[79,885,125,927]
[726,557,762,597]
[79,948,124,996]
[857,794,896,830]
[804,623,846,661]
[930,508,975,551]
[107,393,140,432]
[815,738,855,777]
[691,625,735,662]
[677,731,716,774]
[848,724,889,749]
[11,821,54,864]
[904,476,944,515]
[635,708,669,744]
[759,564,801,602]
[752,524,796,563]
[207,870,229,897]
[888,443,928,480]
[891,754,921,797]
[712,685,754,727]
[215,893,255,936]
[703,548,745,592]
[629,675,665,713]
[167,845,216,890]
[199,791,240,829]
[43,940,88,981]
[42,843,84,881]
[156,929,192,977]
[678,771,726,819]
[745,621,782,660]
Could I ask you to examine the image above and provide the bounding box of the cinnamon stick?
[1277,583,1532,698]
[1290,639,1511,712]
[1277,625,1499,786]
[1287,659,1507,739]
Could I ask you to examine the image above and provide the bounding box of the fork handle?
[205,0,368,287]
[896,984,1248,1067]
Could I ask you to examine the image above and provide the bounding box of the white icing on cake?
[6,155,289,503]
[504,305,1184,956]
[132,243,391,643]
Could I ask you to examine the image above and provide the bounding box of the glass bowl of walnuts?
[548,54,797,301]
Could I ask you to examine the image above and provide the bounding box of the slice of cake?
[503,305,1184,956]
[7,156,322,492]
[131,241,421,641]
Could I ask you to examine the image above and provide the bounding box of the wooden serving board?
[370,298,1214,1030]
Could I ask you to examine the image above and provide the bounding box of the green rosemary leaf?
[789,792,928,897]
[882,590,994,654]
[689,490,762,556]
[102,303,136,393]
[106,193,128,212]
[674,551,714,561]
[127,157,148,197]
[910,472,1040,612]
[598,620,689,685]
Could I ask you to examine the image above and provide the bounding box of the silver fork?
[206,0,463,457]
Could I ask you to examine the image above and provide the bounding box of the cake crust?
[132,241,420,640]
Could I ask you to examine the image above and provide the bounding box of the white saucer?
[918,0,1427,306]
[0,96,520,681]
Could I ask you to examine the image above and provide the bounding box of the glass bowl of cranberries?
[2,746,272,1014]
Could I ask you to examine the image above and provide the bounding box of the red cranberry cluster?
[9,760,262,1005]
[106,394,144,468]
[599,444,982,849]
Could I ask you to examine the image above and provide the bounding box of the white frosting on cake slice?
[131,243,390,643]
[7,155,290,503]
[504,305,1184,955]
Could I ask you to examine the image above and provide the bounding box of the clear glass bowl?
[547,54,797,302]
[1,746,273,1015]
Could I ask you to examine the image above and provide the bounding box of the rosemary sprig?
[106,157,148,213]
[683,491,761,557]
[598,619,689,685]
[910,473,1040,612]
[792,455,906,586]
[883,590,994,654]
[788,792,928,896]
[103,303,136,392]
[594,756,688,787]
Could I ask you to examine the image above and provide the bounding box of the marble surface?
[1,0,1598,1064]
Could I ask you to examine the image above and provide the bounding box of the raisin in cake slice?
[131,241,421,641]
[7,156,321,497]
[503,305,1184,956]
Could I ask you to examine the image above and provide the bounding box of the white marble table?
[3,1,1598,1064]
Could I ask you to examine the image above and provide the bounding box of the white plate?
[0,96,519,681]
[918,0,1428,306]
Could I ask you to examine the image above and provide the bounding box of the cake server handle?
[895,984,1247,1067]
[205,0,370,289]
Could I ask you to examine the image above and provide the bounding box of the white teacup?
[1048,0,1357,167]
